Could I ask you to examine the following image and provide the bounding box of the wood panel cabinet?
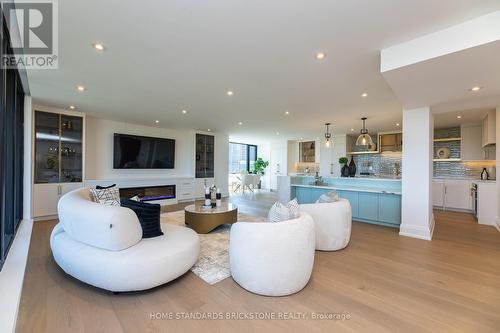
[379,132,402,152]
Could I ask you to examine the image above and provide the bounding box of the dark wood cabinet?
[196,134,214,178]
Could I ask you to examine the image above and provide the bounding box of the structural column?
[400,107,434,240]
[496,106,500,231]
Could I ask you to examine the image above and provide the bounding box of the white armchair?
[300,199,352,251]
[51,188,200,292]
[229,212,315,296]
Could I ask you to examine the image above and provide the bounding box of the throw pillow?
[90,187,121,206]
[316,191,340,203]
[287,198,300,219]
[95,184,116,190]
[268,198,300,222]
[120,199,163,238]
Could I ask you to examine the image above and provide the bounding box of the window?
[229,143,257,173]
[0,20,25,271]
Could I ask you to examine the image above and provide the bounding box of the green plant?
[339,157,348,165]
[252,157,270,175]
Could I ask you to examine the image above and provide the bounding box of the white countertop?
[289,175,402,182]
[291,183,401,195]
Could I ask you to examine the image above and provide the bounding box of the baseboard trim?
[0,219,33,333]
[399,215,435,241]
[496,218,500,233]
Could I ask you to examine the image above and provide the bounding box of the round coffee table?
[184,203,238,234]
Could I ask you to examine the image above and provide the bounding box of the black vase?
[348,157,357,177]
[341,165,350,177]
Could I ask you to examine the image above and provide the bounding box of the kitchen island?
[278,176,402,228]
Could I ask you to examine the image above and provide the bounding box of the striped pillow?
[120,199,163,238]
[316,191,339,203]
[268,198,300,222]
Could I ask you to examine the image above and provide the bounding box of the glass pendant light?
[355,117,374,146]
[324,122,333,148]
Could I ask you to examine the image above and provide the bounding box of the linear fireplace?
[120,185,176,202]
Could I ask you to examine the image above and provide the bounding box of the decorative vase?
[341,164,350,177]
[348,157,356,177]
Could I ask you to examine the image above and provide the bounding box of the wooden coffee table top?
[184,203,237,215]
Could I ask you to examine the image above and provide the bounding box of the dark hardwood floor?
[16,191,500,332]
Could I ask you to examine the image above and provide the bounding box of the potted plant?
[339,156,349,177]
[252,158,269,189]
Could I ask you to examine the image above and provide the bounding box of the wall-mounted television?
[113,133,175,169]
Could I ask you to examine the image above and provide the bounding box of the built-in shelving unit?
[347,150,379,155]
[433,158,462,162]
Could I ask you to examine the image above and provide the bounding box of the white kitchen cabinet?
[482,110,496,147]
[443,179,473,210]
[433,179,473,211]
[475,181,498,226]
[33,183,84,218]
[461,125,483,160]
[177,178,195,202]
[432,179,445,207]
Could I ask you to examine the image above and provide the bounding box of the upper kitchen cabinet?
[461,124,482,160]
[299,141,316,162]
[481,110,496,147]
[379,131,402,152]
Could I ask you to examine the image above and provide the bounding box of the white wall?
[496,106,500,230]
[269,140,287,190]
[85,116,229,195]
[400,107,434,240]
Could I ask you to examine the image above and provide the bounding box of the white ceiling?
[26,0,500,141]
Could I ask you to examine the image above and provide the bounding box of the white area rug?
[160,210,265,285]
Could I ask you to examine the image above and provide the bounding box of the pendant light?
[324,122,333,148]
[355,117,374,146]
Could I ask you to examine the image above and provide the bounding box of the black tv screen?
[113,133,175,169]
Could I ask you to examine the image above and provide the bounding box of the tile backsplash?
[352,152,402,177]
[433,160,496,179]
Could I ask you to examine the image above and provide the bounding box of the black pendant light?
[324,122,332,148]
[355,117,374,146]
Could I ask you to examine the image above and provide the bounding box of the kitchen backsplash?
[295,162,320,173]
[434,160,496,179]
[352,152,402,177]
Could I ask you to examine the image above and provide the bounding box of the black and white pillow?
[90,187,121,206]
[121,199,163,238]
[268,198,300,222]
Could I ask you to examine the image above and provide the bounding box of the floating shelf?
[433,158,462,162]
[347,151,379,155]
[433,137,461,142]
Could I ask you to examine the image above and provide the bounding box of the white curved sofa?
[51,188,200,292]
[229,212,315,296]
[300,198,352,251]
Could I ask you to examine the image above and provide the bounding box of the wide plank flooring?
[16,191,500,332]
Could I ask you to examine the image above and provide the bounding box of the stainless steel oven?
[471,183,478,218]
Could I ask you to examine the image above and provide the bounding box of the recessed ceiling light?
[207,129,211,132]
[181,109,188,114]
[155,120,159,124]
[315,53,325,60]
[361,93,368,98]
[396,123,400,126]
[285,111,290,115]
[238,121,243,125]
[351,128,355,132]
[470,86,482,92]
[92,43,105,51]
[227,91,234,96]
[300,137,303,140]
[76,85,86,92]
[69,105,75,110]
[457,115,462,119]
